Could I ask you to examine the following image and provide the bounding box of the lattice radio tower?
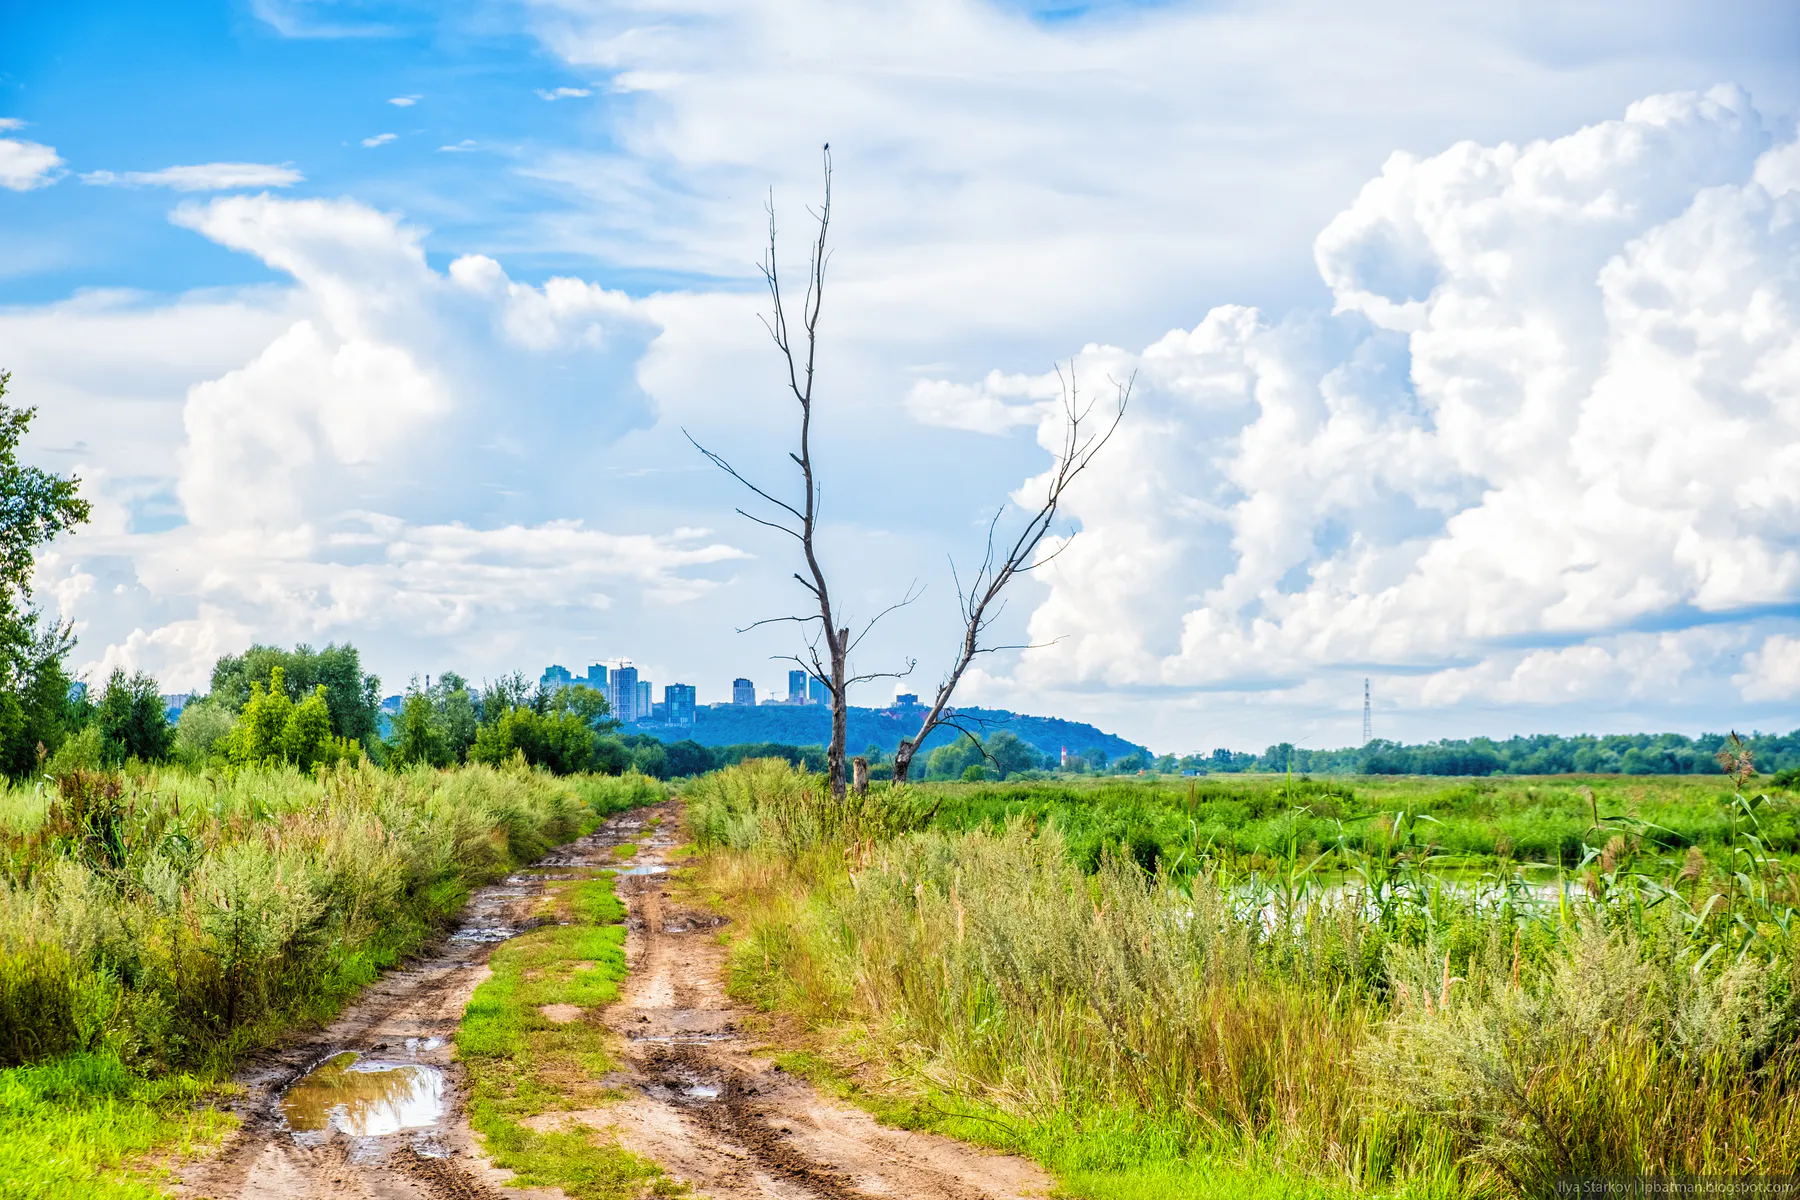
[1362,678,1372,745]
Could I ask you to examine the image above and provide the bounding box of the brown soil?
[563,801,1051,1200]
[177,800,1048,1200]
[174,826,626,1200]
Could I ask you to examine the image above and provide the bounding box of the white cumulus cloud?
[0,129,64,191]
[361,132,397,147]
[535,87,591,101]
[907,88,1800,731]
[1736,635,1800,702]
[80,162,304,191]
[22,194,745,690]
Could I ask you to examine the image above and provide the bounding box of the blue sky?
[4,0,1800,753]
[4,0,617,298]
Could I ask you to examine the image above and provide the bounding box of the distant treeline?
[41,637,1800,783]
[1195,730,1800,777]
[628,703,1147,762]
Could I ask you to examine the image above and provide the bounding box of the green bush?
[0,761,655,1070]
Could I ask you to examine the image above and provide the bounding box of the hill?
[625,704,1147,761]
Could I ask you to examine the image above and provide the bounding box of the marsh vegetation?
[689,760,1800,1198]
[0,761,665,1197]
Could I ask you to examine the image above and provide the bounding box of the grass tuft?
[690,761,1800,1199]
[460,874,678,1199]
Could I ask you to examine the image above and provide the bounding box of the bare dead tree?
[891,365,1130,784]
[687,145,913,801]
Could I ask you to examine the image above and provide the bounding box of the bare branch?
[685,430,806,525]
[732,508,804,541]
[692,144,905,802]
[736,614,818,635]
[892,360,1129,783]
[845,661,917,686]
[847,581,923,653]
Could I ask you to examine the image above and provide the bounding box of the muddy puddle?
[279,1052,446,1139]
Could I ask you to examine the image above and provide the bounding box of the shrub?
[0,761,646,1070]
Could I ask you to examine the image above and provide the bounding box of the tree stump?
[851,755,869,795]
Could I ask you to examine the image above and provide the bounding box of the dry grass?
[687,760,1800,1198]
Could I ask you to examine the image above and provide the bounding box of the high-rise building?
[636,680,652,716]
[808,675,829,705]
[732,677,755,706]
[788,669,808,703]
[609,665,639,723]
[665,683,696,725]
[540,664,574,692]
[585,663,607,690]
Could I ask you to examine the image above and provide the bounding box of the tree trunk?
[852,756,869,795]
[828,627,849,800]
[893,739,916,784]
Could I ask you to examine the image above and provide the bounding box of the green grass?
[459,874,681,1199]
[0,763,670,1196]
[0,1053,231,1199]
[690,759,1800,1200]
[1056,1163,1360,1200]
[903,773,1800,870]
[767,1047,1367,1199]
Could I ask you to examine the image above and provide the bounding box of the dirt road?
[175,823,613,1200]
[180,800,1047,1200]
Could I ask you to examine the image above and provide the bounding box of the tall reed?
[0,761,664,1070]
[692,761,1800,1197]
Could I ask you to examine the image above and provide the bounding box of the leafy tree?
[552,684,615,731]
[387,673,481,767]
[630,742,669,779]
[961,763,986,782]
[984,731,1038,779]
[230,673,292,764]
[479,671,548,719]
[468,710,525,768]
[174,699,234,765]
[593,736,630,775]
[926,736,983,780]
[211,643,380,745]
[664,739,716,778]
[227,667,356,771]
[0,374,89,631]
[0,624,84,776]
[94,668,174,764]
[469,705,598,775]
[279,689,337,768]
[390,692,447,768]
[0,373,90,775]
[434,672,480,759]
